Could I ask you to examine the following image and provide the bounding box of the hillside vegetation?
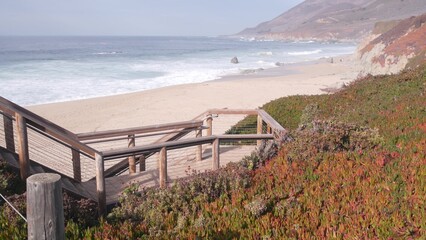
[1,65,425,239]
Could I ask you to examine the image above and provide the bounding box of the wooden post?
[128,134,136,174]
[159,147,167,188]
[95,153,106,216]
[139,154,146,172]
[212,138,220,170]
[206,116,213,136]
[71,149,81,182]
[267,124,272,134]
[195,129,202,161]
[27,173,64,240]
[15,113,30,180]
[257,115,263,146]
[3,113,15,152]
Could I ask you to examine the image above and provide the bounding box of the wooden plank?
[15,113,30,180]
[257,115,263,146]
[128,135,136,174]
[71,149,81,182]
[27,173,64,240]
[95,153,106,216]
[3,112,15,152]
[77,120,204,140]
[195,129,202,161]
[207,109,258,115]
[212,139,220,170]
[0,97,98,157]
[159,147,167,188]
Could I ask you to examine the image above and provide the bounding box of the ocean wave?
[93,51,122,55]
[287,49,322,56]
[257,51,273,56]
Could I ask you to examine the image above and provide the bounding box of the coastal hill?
[238,0,426,41]
[358,13,426,75]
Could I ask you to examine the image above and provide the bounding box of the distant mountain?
[238,0,426,41]
[358,13,426,75]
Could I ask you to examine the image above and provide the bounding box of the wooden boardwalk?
[0,97,286,214]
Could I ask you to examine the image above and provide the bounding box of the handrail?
[206,109,259,115]
[77,120,205,141]
[257,110,285,132]
[101,134,273,160]
[0,97,98,157]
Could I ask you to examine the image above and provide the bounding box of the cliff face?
[238,0,426,41]
[358,14,426,75]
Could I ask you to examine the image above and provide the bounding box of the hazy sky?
[0,0,304,36]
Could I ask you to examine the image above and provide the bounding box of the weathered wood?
[15,113,30,180]
[257,115,263,146]
[139,154,146,172]
[212,138,220,170]
[195,129,202,161]
[257,110,285,132]
[27,173,64,240]
[103,136,216,160]
[3,113,15,152]
[95,153,106,216]
[71,149,81,182]
[206,116,213,136]
[207,109,259,115]
[218,134,273,141]
[0,96,98,157]
[77,120,204,141]
[267,124,272,134]
[128,134,136,174]
[159,147,167,188]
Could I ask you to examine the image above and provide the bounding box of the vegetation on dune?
[0,65,425,239]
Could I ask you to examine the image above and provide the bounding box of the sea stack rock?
[231,57,239,64]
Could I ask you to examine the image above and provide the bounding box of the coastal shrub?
[286,120,382,162]
[242,140,280,170]
[104,162,251,237]
[298,103,320,129]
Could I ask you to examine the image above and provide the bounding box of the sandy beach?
[28,55,360,134]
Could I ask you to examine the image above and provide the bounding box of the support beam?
[267,124,272,134]
[3,113,15,152]
[128,134,136,174]
[212,138,220,170]
[206,116,213,136]
[139,154,146,172]
[71,149,81,182]
[159,147,167,188]
[257,115,263,146]
[95,153,106,216]
[15,113,30,180]
[195,129,202,161]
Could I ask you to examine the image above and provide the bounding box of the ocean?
[0,36,356,106]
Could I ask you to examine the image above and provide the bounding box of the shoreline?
[28,54,360,133]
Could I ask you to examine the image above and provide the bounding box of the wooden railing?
[0,97,286,216]
[0,97,99,182]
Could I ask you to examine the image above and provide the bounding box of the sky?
[0,0,304,36]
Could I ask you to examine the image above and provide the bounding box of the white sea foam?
[93,51,122,55]
[287,49,323,56]
[257,51,273,56]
